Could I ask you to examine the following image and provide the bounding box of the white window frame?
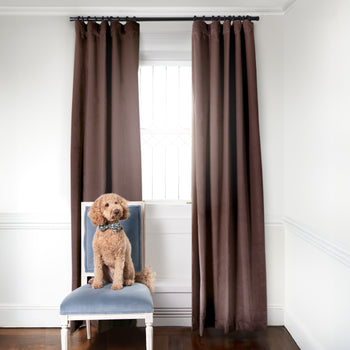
[139,60,192,202]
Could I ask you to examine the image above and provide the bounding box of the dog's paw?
[111,283,123,290]
[124,279,134,286]
[92,281,102,289]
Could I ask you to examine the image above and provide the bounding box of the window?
[139,63,192,201]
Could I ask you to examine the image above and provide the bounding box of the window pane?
[153,66,166,130]
[179,66,192,129]
[140,63,192,201]
[165,144,179,200]
[139,66,153,129]
[152,143,166,199]
[166,66,179,129]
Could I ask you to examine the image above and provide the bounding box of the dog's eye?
[115,202,117,204]
[105,203,109,207]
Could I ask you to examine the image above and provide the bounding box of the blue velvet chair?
[60,202,153,350]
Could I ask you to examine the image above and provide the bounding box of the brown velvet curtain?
[70,20,142,301]
[192,20,267,335]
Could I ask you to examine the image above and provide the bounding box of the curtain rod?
[69,15,259,22]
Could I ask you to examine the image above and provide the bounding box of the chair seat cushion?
[60,282,153,315]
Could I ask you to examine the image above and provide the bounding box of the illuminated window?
[139,63,192,200]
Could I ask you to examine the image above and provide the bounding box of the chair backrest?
[81,201,145,285]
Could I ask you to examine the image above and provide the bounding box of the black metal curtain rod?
[69,15,259,22]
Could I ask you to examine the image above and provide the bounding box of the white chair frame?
[60,313,153,350]
[60,201,153,350]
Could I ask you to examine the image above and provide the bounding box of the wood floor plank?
[0,326,300,350]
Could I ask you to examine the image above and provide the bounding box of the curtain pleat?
[70,21,142,329]
[192,20,267,335]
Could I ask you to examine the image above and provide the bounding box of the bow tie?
[98,222,122,232]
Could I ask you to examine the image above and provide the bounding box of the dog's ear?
[119,196,130,221]
[88,197,107,226]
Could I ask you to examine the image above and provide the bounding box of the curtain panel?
[192,20,267,335]
[70,20,142,303]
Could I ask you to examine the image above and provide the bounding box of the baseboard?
[153,307,192,326]
[267,305,284,326]
[285,310,324,350]
[0,304,192,328]
[0,304,283,328]
[0,304,60,327]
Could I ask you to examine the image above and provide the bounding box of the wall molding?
[0,212,282,233]
[283,217,350,268]
[153,307,191,327]
[0,303,284,327]
[0,5,294,17]
[282,0,296,14]
[0,213,70,231]
[0,304,59,311]
[155,307,191,319]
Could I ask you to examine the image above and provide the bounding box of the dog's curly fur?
[88,193,155,292]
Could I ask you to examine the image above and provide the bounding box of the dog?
[88,193,154,291]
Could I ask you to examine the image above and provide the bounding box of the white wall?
[284,0,350,251]
[256,15,286,325]
[0,13,285,327]
[256,16,285,225]
[0,15,73,216]
[0,15,74,327]
[283,0,350,348]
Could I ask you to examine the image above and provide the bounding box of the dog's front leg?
[92,253,104,289]
[111,257,125,290]
[123,253,135,286]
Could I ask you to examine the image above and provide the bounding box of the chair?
[60,201,153,350]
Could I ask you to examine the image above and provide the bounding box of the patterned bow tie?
[98,222,122,232]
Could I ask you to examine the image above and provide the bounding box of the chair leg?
[145,315,153,350]
[60,316,69,350]
[86,320,91,340]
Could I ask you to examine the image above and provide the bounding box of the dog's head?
[88,193,130,226]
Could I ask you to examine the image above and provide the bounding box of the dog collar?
[98,221,122,232]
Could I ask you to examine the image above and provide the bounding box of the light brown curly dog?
[88,193,154,292]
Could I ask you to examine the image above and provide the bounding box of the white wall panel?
[285,219,350,350]
[0,215,71,327]
[283,0,350,347]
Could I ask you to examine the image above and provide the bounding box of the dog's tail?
[135,265,156,292]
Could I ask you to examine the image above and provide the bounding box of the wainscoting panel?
[145,202,192,326]
[0,213,71,327]
[265,222,285,326]
[284,217,350,350]
[0,209,286,327]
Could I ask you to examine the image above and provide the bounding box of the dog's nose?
[113,209,120,215]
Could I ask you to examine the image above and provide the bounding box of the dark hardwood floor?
[0,326,300,350]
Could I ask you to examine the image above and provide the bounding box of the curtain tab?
[110,20,140,37]
[243,19,254,33]
[75,20,86,39]
[192,20,209,37]
[233,19,242,33]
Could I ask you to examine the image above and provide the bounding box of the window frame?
[138,60,192,202]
